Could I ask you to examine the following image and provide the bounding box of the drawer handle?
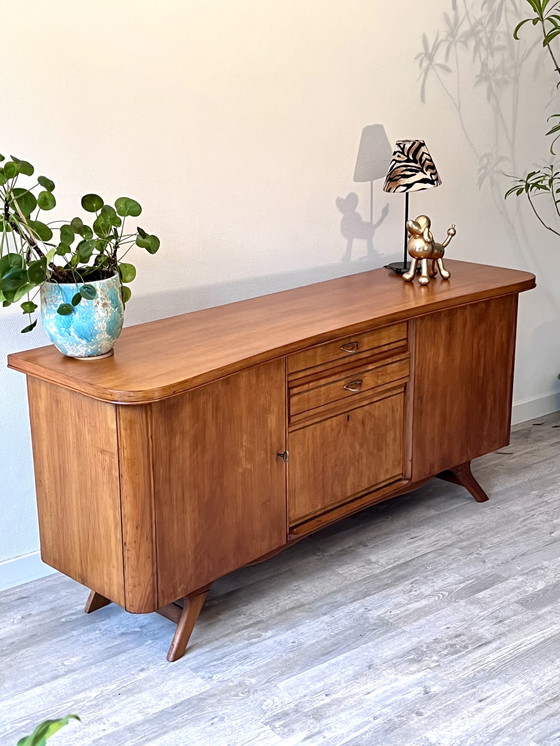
[340,341,359,353]
[343,379,363,393]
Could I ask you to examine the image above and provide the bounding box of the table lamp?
[383,139,441,274]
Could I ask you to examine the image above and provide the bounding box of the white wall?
[1,0,559,588]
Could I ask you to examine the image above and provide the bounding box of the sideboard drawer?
[288,390,405,525]
[287,322,407,376]
[290,355,409,417]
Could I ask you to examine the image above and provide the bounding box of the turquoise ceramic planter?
[40,274,124,359]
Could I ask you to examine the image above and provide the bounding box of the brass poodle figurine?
[403,215,456,285]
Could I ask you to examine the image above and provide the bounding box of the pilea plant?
[506,0,560,234]
[0,153,160,332]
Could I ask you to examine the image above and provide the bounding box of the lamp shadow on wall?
[417,0,537,261]
[336,122,392,265]
[336,192,389,264]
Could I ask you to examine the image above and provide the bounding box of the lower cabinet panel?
[151,360,287,607]
[288,392,405,525]
[411,295,518,480]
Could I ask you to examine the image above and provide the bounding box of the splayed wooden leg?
[84,590,112,613]
[437,461,489,503]
[160,587,210,662]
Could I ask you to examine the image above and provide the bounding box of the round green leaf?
[83,225,94,240]
[80,284,97,300]
[70,217,84,233]
[28,220,53,242]
[136,233,160,254]
[37,191,56,211]
[21,300,38,313]
[121,285,132,304]
[115,197,142,217]
[71,292,82,306]
[38,175,55,192]
[0,254,24,274]
[12,282,34,302]
[81,194,104,212]
[119,262,136,283]
[60,225,75,245]
[77,239,96,262]
[21,319,38,333]
[0,172,7,186]
[93,213,112,238]
[15,160,34,176]
[57,303,74,315]
[27,257,47,284]
[0,267,27,292]
[0,154,4,161]
[3,161,18,179]
[56,242,71,256]
[10,188,37,216]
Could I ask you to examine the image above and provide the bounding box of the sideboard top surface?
[7,260,535,403]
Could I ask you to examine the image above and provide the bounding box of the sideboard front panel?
[411,295,518,480]
[151,359,287,606]
[27,378,125,606]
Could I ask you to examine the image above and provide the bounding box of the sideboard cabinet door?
[288,391,405,527]
[412,295,518,480]
[151,359,286,607]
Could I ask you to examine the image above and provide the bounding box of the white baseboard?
[512,392,560,426]
[0,551,55,592]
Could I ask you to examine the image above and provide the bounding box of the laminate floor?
[2,413,560,746]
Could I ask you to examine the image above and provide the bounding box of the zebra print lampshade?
[383,140,441,193]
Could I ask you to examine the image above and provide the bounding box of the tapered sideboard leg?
[164,588,210,662]
[437,461,489,503]
[84,590,112,613]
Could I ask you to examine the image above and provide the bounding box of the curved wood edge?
[437,461,489,503]
[7,263,536,405]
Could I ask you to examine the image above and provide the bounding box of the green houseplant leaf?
[37,175,55,192]
[9,188,37,217]
[81,194,104,212]
[17,714,80,746]
[37,191,56,211]
[115,196,142,217]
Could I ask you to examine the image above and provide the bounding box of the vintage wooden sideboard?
[8,260,535,661]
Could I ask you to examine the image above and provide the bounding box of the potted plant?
[506,1,560,236]
[0,154,160,359]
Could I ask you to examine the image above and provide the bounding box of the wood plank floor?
[2,413,560,746]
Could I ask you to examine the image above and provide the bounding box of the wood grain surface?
[151,360,287,606]
[7,261,535,404]
[288,392,405,525]
[26,378,125,606]
[411,295,518,480]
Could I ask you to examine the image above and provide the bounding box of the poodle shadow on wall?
[336,192,389,263]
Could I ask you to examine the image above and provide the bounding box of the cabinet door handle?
[343,379,363,393]
[276,450,289,463]
[340,341,359,353]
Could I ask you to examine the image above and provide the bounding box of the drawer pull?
[343,379,363,393]
[340,341,359,353]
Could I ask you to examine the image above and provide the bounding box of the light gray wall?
[1,0,558,587]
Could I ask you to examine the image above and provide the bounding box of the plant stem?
[527,191,560,236]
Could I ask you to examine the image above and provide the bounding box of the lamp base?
[384,261,410,275]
